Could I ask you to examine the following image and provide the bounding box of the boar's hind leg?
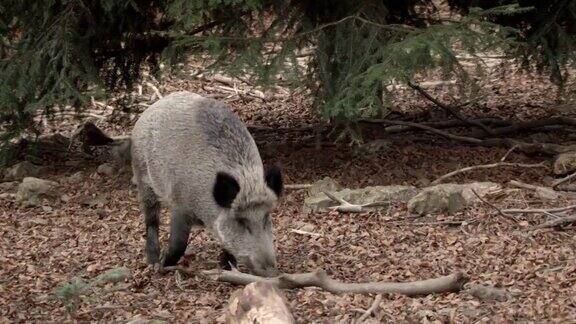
[163,211,193,267]
[138,183,161,265]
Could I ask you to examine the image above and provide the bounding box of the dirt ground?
[1,64,576,323]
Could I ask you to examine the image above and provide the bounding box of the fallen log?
[227,281,295,324]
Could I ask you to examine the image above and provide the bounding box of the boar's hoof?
[219,250,237,270]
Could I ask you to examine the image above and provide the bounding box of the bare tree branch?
[533,215,576,229]
[360,118,509,134]
[471,189,514,221]
[376,120,483,144]
[432,162,547,185]
[202,269,468,297]
[552,172,576,189]
[408,81,494,135]
[284,184,312,190]
[471,116,576,138]
[375,120,576,156]
[502,205,576,214]
[356,294,382,323]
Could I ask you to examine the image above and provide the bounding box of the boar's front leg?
[218,249,238,270]
[163,210,193,267]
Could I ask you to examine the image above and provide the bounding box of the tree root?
[202,269,468,297]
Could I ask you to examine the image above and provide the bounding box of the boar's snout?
[247,255,278,277]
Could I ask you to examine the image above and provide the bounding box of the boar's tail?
[72,121,132,165]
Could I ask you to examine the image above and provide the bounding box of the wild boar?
[129,91,283,276]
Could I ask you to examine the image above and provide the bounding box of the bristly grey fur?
[130,91,280,276]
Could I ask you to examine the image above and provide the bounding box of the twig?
[432,162,547,185]
[356,294,382,323]
[500,145,518,162]
[290,229,322,237]
[322,191,363,213]
[408,219,475,226]
[502,205,576,214]
[376,119,576,156]
[553,172,576,189]
[377,119,483,144]
[508,180,542,191]
[162,265,193,275]
[471,116,576,138]
[284,184,312,190]
[360,118,509,134]
[408,81,494,135]
[533,215,576,229]
[203,269,468,297]
[145,82,162,99]
[471,189,514,221]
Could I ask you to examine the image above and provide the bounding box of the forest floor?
[1,61,576,323]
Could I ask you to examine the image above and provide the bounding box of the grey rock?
[97,163,115,177]
[16,177,61,207]
[305,185,419,213]
[553,152,576,175]
[408,182,501,215]
[353,139,393,156]
[4,161,41,181]
[307,177,342,197]
[95,267,131,284]
[0,181,19,192]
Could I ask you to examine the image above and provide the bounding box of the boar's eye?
[236,218,252,234]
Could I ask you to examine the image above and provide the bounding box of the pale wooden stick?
[203,269,468,297]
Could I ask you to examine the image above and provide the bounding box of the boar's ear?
[213,172,240,208]
[265,166,283,197]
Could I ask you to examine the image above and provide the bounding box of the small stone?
[307,177,342,197]
[95,267,131,284]
[67,171,84,184]
[41,205,53,212]
[97,163,115,176]
[77,195,106,208]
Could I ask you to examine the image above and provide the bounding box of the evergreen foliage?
[1,0,575,144]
